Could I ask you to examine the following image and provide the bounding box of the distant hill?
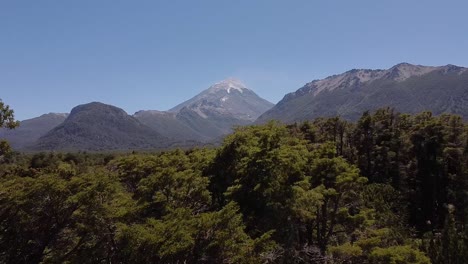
[135,78,274,141]
[30,102,169,151]
[257,63,468,123]
[0,113,68,149]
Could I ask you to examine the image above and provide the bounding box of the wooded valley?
[1,108,467,263]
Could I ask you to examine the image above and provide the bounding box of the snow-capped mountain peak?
[208,78,247,94]
[168,78,273,121]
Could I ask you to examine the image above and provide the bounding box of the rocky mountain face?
[257,63,468,123]
[0,113,68,149]
[30,102,169,151]
[135,78,274,141]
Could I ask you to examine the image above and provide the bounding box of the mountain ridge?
[5,64,468,151]
[5,79,274,151]
[257,63,468,123]
[0,113,69,149]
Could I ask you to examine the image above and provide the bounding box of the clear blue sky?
[1,0,467,120]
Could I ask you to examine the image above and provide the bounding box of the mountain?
[257,63,468,123]
[170,78,273,120]
[30,102,169,151]
[136,78,274,141]
[3,79,272,151]
[0,113,68,149]
[133,110,207,141]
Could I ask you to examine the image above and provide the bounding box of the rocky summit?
[257,63,468,123]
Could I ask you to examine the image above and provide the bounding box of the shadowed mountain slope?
[0,113,68,149]
[31,102,169,151]
[257,63,468,123]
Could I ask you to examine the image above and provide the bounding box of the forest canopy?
[0,108,467,263]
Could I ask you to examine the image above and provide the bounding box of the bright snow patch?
[209,78,247,94]
[227,83,243,93]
